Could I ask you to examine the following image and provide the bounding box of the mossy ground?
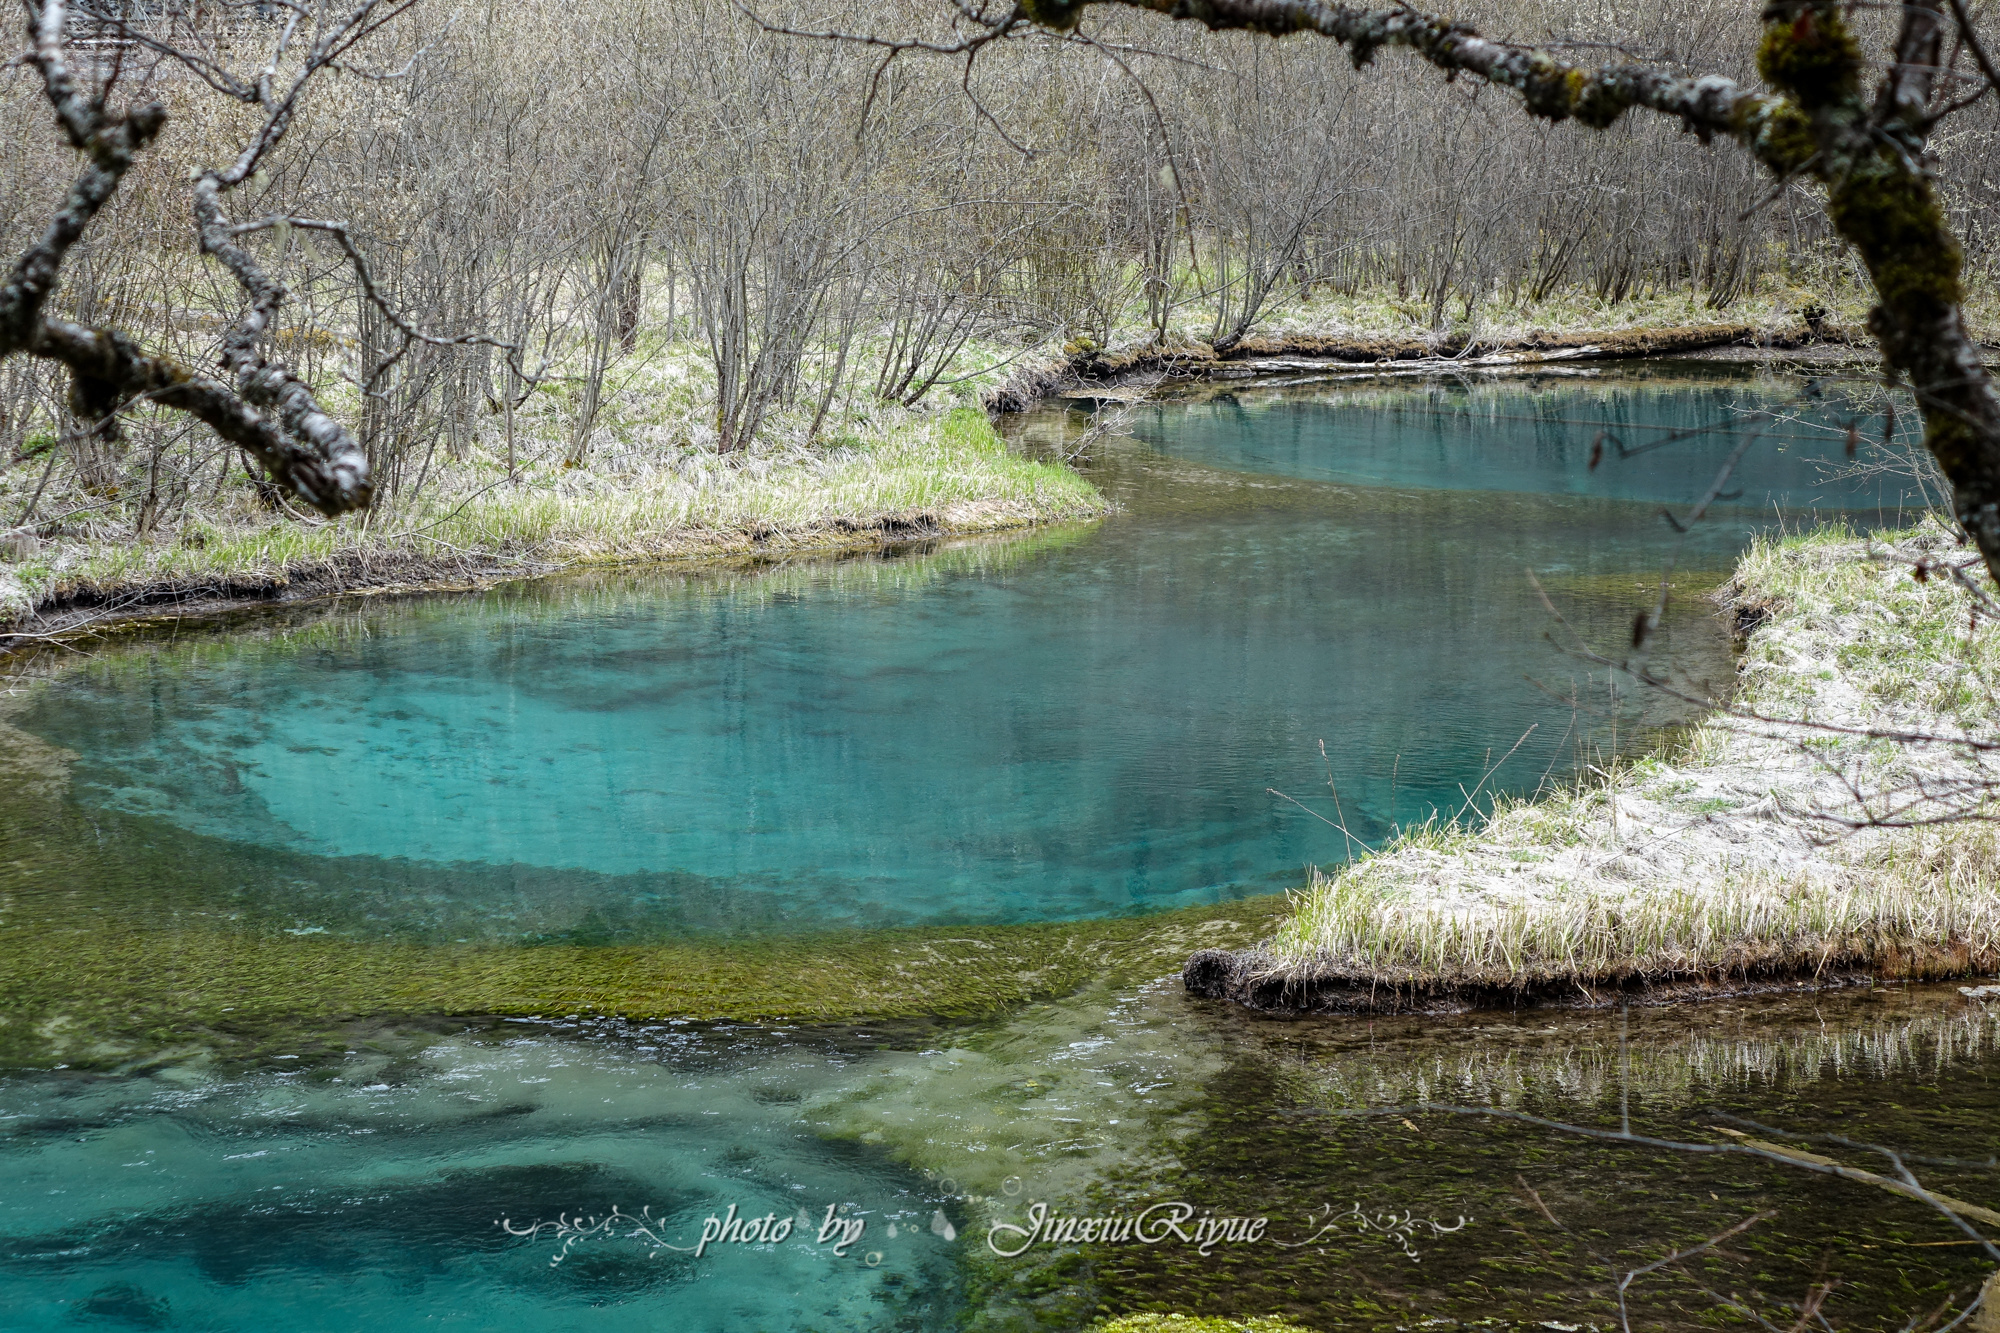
[1093,1317,1317,1333]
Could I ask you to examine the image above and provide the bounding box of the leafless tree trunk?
[7,0,1993,508]
[1187,45,1353,350]
[0,0,536,518]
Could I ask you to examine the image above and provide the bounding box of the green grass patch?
[4,408,1106,621]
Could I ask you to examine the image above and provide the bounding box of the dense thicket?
[1,0,1995,517]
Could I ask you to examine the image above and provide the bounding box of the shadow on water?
[967,985,2000,1332]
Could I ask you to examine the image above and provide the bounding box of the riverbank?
[980,289,1904,410]
[3,293,1952,643]
[0,407,1106,642]
[1185,523,2000,1013]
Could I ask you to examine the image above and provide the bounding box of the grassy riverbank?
[982,290,1894,409]
[1196,523,2000,1011]
[0,407,1104,632]
[5,273,1961,639]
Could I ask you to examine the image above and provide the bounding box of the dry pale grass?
[1268,523,2000,989]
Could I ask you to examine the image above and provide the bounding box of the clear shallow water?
[1127,370,1922,508]
[0,1020,967,1331]
[2,983,1996,1332]
[5,364,1981,1333]
[7,367,1901,943]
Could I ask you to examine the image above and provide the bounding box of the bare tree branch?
[0,0,459,516]
[988,0,2000,584]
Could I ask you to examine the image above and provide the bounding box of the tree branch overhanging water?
[920,0,2000,583]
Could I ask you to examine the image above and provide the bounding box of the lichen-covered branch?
[0,0,377,516]
[190,176,373,513]
[0,3,165,355]
[1034,1,1802,145]
[1041,0,2000,583]
[31,317,374,509]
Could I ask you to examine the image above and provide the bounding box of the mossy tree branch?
[1024,0,2000,583]
[0,0,379,517]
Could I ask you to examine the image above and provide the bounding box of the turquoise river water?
[1,363,1994,1332]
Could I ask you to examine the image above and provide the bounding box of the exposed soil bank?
[985,320,1866,410]
[1181,944,1996,1016]
[1182,526,2000,1016]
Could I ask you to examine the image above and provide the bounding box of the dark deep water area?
[1,362,1992,1331]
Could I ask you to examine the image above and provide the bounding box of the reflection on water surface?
[4,364,1901,944]
[3,365,1986,1331]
